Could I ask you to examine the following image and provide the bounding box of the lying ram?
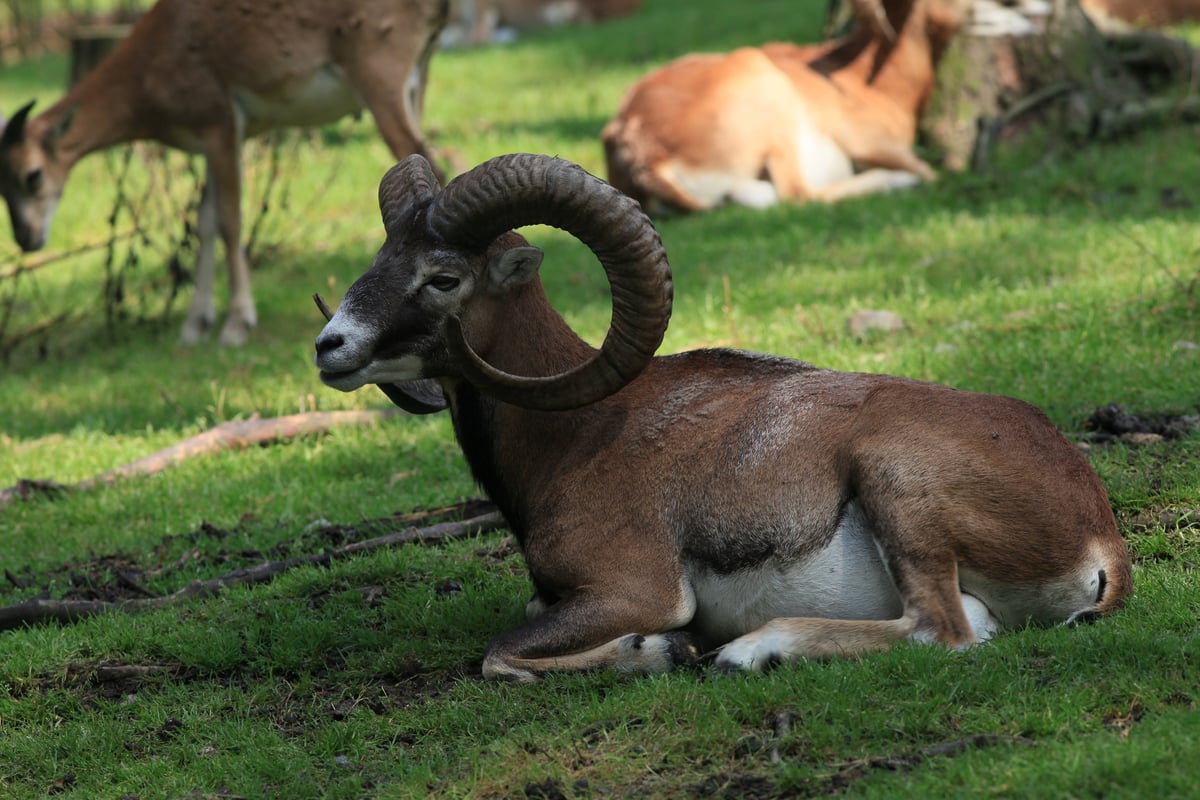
[314,153,1131,681]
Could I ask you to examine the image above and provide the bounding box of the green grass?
[2,1,1200,797]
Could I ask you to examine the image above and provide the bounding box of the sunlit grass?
[1,1,1199,797]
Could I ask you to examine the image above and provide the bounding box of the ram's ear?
[486,246,544,292]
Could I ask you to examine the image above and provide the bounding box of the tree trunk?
[923,0,1199,171]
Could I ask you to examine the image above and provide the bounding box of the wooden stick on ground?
[0,408,400,507]
[0,507,505,631]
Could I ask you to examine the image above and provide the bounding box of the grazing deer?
[602,0,968,214]
[0,0,448,346]
[313,152,1132,681]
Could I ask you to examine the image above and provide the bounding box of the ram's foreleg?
[482,590,700,682]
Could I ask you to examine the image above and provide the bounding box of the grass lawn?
[1,1,1198,797]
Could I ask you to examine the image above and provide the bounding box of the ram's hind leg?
[714,565,998,672]
[714,616,919,671]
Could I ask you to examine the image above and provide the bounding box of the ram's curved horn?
[425,153,673,411]
[378,154,441,236]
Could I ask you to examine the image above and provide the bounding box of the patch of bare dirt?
[3,504,496,737]
[692,773,781,799]
[1082,404,1200,445]
[818,734,1037,794]
[9,659,199,709]
[1119,506,1200,535]
[16,653,476,727]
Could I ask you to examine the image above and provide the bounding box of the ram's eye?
[25,168,43,194]
[428,275,460,292]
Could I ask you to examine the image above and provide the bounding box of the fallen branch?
[0,409,400,507]
[0,507,505,631]
[1096,94,1200,140]
[0,230,140,281]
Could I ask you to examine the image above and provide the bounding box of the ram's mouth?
[318,368,368,392]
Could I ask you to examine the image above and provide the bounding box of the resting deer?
[0,0,447,346]
[602,0,967,213]
[313,152,1131,681]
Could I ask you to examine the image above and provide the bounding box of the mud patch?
[12,660,200,709]
[692,773,779,799]
[818,734,1036,795]
[15,654,476,722]
[1083,404,1200,444]
[1119,506,1200,535]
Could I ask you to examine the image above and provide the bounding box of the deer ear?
[42,105,77,150]
[487,245,544,291]
[1,100,36,148]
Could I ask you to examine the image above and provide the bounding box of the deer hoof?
[218,314,256,347]
[180,310,216,344]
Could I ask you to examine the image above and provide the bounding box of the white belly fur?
[232,65,364,133]
[794,109,854,189]
[686,500,902,645]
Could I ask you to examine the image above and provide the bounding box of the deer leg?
[844,135,938,181]
[809,168,925,202]
[181,174,219,343]
[203,119,256,347]
[797,131,935,202]
[470,2,501,45]
[342,28,442,176]
[482,588,700,683]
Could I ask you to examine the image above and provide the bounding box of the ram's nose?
[314,329,345,363]
[313,323,365,376]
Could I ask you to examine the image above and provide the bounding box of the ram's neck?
[444,279,600,540]
[469,279,596,377]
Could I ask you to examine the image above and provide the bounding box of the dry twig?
[0,507,505,631]
[0,409,400,507]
